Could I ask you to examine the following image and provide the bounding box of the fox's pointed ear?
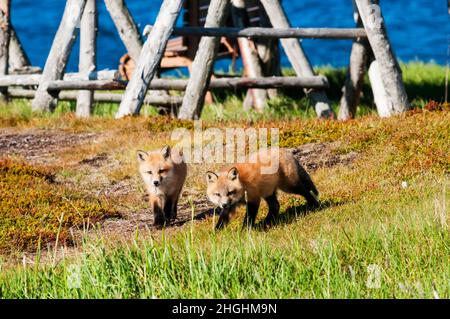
[227,167,239,181]
[137,150,148,162]
[161,145,171,160]
[206,171,218,184]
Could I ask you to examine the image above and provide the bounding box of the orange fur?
[138,146,187,226]
[206,148,319,229]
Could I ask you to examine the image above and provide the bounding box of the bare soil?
[1,128,358,245]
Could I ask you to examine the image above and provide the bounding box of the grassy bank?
[0,62,448,298]
[1,62,446,124]
[0,102,448,297]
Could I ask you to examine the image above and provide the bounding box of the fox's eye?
[215,193,220,197]
[228,190,236,196]
[159,169,167,174]
[147,171,152,175]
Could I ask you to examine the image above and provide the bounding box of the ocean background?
[11,0,450,73]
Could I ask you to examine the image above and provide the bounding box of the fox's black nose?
[222,203,229,209]
[153,180,160,186]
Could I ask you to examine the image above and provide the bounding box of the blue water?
[11,0,449,73]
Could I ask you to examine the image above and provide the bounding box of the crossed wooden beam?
[0,0,409,120]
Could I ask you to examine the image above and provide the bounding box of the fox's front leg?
[150,196,166,227]
[242,199,261,229]
[215,205,236,230]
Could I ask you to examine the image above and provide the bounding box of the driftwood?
[46,76,328,91]
[0,70,118,86]
[8,88,182,107]
[0,0,10,100]
[338,0,368,120]
[144,26,368,39]
[104,0,142,61]
[256,6,281,100]
[76,0,97,118]
[31,0,87,112]
[355,0,409,116]
[260,0,334,118]
[231,0,267,112]
[9,25,31,71]
[115,0,184,118]
[177,0,230,120]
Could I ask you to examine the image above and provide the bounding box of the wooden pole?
[144,25,368,39]
[338,0,368,120]
[104,0,142,61]
[0,70,118,86]
[46,76,328,91]
[231,0,268,112]
[115,0,184,119]
[31,0,87,112]
[256,5,281,100]
[355,0,409,116]
[260,0,334,118]
[8,25,31,70]
[0,0,10,101]
[8,88,183,107]
[177,0,230,120]
[76,0,97,118]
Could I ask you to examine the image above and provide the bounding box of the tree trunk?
[0,0,10,101]
[177,0,230,120]
[104,0,142,61]
[8,25,31,71]
[256,4,280,99]
[338,0,368,120]
[115,0,184,118]
[260,0,335,118]
[76,0,97,118]
[231,0,267,112]
[355,0,409,116]
[31,0,87,112]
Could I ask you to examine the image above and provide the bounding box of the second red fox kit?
[206,148,319,229]
[137,146,187,227]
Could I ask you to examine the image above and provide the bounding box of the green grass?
[0,177,448,298]
[0,62,448,298]
[0,62,446,124]
[0,159,118,254]
[0,108,448,298]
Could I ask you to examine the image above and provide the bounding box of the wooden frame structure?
[0,0,409,120]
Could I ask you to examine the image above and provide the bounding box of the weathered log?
[260,0,335,118]
[115,0,184,118]
[8,25,31,70]
[355,0,409,116]
[8,88,183,107]
[9,66,41,75]
[177,0,230,120]
[256,5,280,100]
[46,76,328,91]
[0,70,118,86]
[0,0,10,101]
[76,0,97,118]
[231,0,267,112]
[104,0,142,61]
[31,0,87,112]
[1,12,31,71]
[144,26,368,39]
[338,0,368,120]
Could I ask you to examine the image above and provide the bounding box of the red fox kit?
[206,148,319,229]
[137,146,187,227]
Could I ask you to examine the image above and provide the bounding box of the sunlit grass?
[0,62,448,298]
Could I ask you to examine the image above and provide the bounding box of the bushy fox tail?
[293,158,320,207]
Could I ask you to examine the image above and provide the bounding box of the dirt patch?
[0,128,358,258]
[0,129,99,164]
[292,141,357,172]
[78,152,109,168]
